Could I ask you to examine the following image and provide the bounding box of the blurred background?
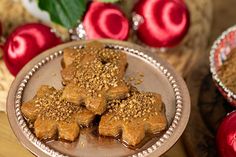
[0,0,236,156]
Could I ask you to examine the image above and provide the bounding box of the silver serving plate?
[7,40,190,157]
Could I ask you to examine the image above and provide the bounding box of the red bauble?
[83,2,129,40]
[3,23,62,76]
[134,0,190,47]
[217,111,236,157]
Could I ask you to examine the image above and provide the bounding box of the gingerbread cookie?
[61,52,129,115]
[21,85,95,141]
[99,91,167,146]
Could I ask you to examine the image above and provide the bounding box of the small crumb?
[126,72,144,85]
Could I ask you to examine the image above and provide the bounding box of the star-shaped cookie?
[99,91,167,146]
[61,43,129,115]
[21,85,95,141]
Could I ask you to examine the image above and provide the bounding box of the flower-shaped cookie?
[21,85,95,141]
[61,49,129,115]
[99,91,167,146]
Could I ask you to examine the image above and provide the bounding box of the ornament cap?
[69,23,87,40]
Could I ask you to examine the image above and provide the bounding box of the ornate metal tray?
[7,40,190,157]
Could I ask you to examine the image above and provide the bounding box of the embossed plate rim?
[7,39,190,157]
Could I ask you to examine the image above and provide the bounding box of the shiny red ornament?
[134,0,190,47]
[83,2,129,40]
[217,111,236,157]
[3,23,62,76]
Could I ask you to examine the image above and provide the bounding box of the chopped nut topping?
[74,46,123,63]
[72,56,124,96]
[34,89,81,122]
[107,92,159,122]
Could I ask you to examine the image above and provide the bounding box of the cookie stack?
[21,41,167,147]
